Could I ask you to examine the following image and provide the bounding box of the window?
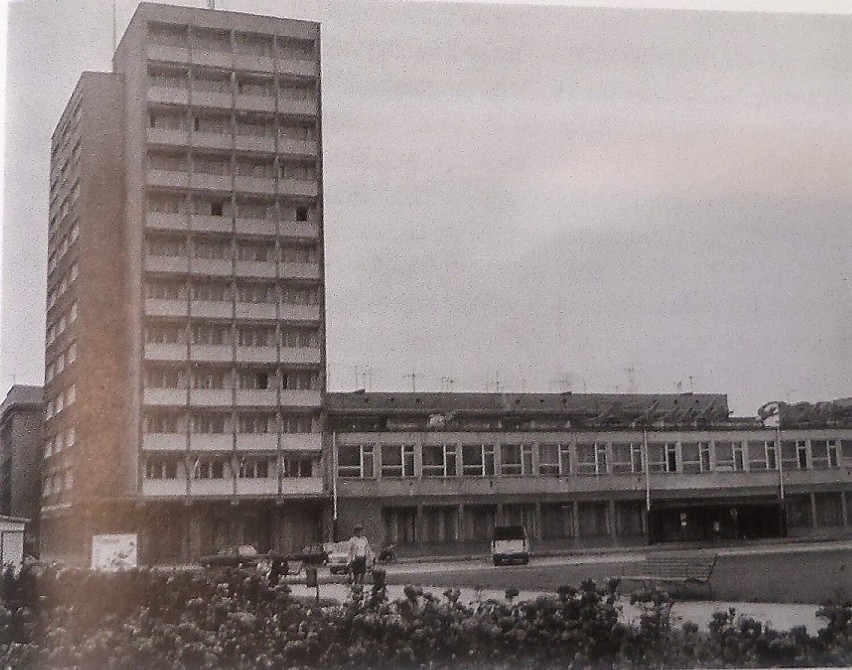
[666,443,678,473]
[828,440,840,468]
[422,444,457,477]
[282,415,313,433]
[811,440,831,469]
[146,458,179,479]
[280,244,317,264]
[577,443,607,475]
[147,279,186,300]
[538,443,561,476]
[239,458,272,478]
[193,239,231,259]
[338,444,373,478]
[279,162,314,181]
[282,370,315,390]
[239,370,272,390]
[145,367,186,388]
[747,441,774,471]
[147,236,187,257]
[295,206,309,222]
[612,443,644,474]
[193,368,227,389]
[236,241,274,262]
[192,413,227,434]
[236,327,273,347]
[283,457,313,478]
[280,285,318,306]
[148,193,184,214]
[192,324,229,346]
[461,444,496,477]
[237,413,274,434]
[281,328,317,348]
[145,411,181,433]
[192,281,230,302]
[237,282,275,304]
[193,459,226,480]
[381,444,415,478]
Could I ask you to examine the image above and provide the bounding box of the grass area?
[387,548,852,604]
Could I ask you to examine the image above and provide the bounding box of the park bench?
[617,552,717,597]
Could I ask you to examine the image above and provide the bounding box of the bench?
[617,552,717,597]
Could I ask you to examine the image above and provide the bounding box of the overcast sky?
[1,0,850,415]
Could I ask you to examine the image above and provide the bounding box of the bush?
[1,565,851,669]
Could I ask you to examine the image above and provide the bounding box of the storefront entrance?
[648,501,785,544]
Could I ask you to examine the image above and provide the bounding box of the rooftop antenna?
[208,0,216,9]
[112,0,117,52]
[405,371,418,393]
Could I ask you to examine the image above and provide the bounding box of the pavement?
[287,582,825,634]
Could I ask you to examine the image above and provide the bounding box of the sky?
[1,0,850,416]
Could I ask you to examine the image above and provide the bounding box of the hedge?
[1,564,852,669]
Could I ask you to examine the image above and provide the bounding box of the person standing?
[347,525,372,586]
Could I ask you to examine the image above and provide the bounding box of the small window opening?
[295,206,309,222]
[211,201,224,216]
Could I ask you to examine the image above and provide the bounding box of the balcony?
[279,262,320,281]
[191,50,233,69]
[234,134,275,154]
[234,176,276,195]
[191,90,232,110]
[148,169,189,189]
[190,344,232,363]
[280,432,322,451]
[143,387,187,406]
[280,304,321,322]
[148,86,189,106]
[145,254,189,274]
[147,43,190,65]
[234,54,275,74]
[280,477,324,496]
[235,260,276,278]
[280,389,322,407]
[144,343,187,362]
[189,434,233,451]
[189,388,233,407]
[142,433,186,451]
[235,94,275,113]
[235,434,278,452]
[146,298,188,318]
[234,217,276,237]
[191,173,231,192]
[235,389,278,407]
[190,215,231,234]
[235,346,277,364]
[148,127,190,147]
[279,221,318,240]
[278,59,318,79]
[236,478,278,496]
[142,479,188,497]
[235,302,276,320]
[278,98,316,117]
[191,258,232,277]
[192,132,232,151]
[189,478,235,497]
[147,212,187,232]
[190,300,232,319]
[279,348,321,366]
[279,178,318,198]
[277,137,317,157]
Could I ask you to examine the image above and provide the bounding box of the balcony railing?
[280,477,323,496]
[142,479,188,497]
[142,433,186,451]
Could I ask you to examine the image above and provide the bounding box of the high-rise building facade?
[43,2,326,563]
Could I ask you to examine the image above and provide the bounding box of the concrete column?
[571,501,580,539]
[608,500,618,540]
[456,504,465,542]
[810,492,818,528]
[842,491,848,528]
[416,504,425,544]
[496,503,504,526]
[641,505,648,536]
[533,502,542,540]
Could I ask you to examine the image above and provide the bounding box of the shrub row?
[1,565,852,669]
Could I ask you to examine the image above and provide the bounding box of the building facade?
[327,392,852,549]
[0,386,43,553]
[43,2,325,563]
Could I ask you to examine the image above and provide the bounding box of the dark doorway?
[649,502,785,544]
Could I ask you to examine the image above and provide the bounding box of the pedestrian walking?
[347,525,372,586]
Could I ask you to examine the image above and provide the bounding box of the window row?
[147,193,311,222]
[46,301,78,346]
[45,342,77,383]
[144,366,319,391]
[49,181,80,232]
[337,438,852,479]
[145,322,319,348]
[148,66,315,101]
[45,385,76,420]
[47,223,79,278]
[144,411,316,434]
[147,22,315,58]
[47,263,79,310]
[149,111,315,141]
[44,427,75,459]
[146,235,317,263]
[146,278,319,305]
[144,454,315,480]
[148,151,316,182]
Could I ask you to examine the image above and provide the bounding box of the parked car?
[491,525,530,566]
[323,541,351,575]
[200,544,261,568]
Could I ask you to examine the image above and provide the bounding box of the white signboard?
[91,533,138,572]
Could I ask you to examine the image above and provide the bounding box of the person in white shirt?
[347,525,372,585]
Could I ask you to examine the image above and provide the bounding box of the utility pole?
[495,371,501,394]
[208,0,216,9]
[405,371,417,393]
[625,367,637,393]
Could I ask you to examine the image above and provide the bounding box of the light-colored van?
[491,525,530,566]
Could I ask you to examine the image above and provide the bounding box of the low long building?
[326,392,852,549]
